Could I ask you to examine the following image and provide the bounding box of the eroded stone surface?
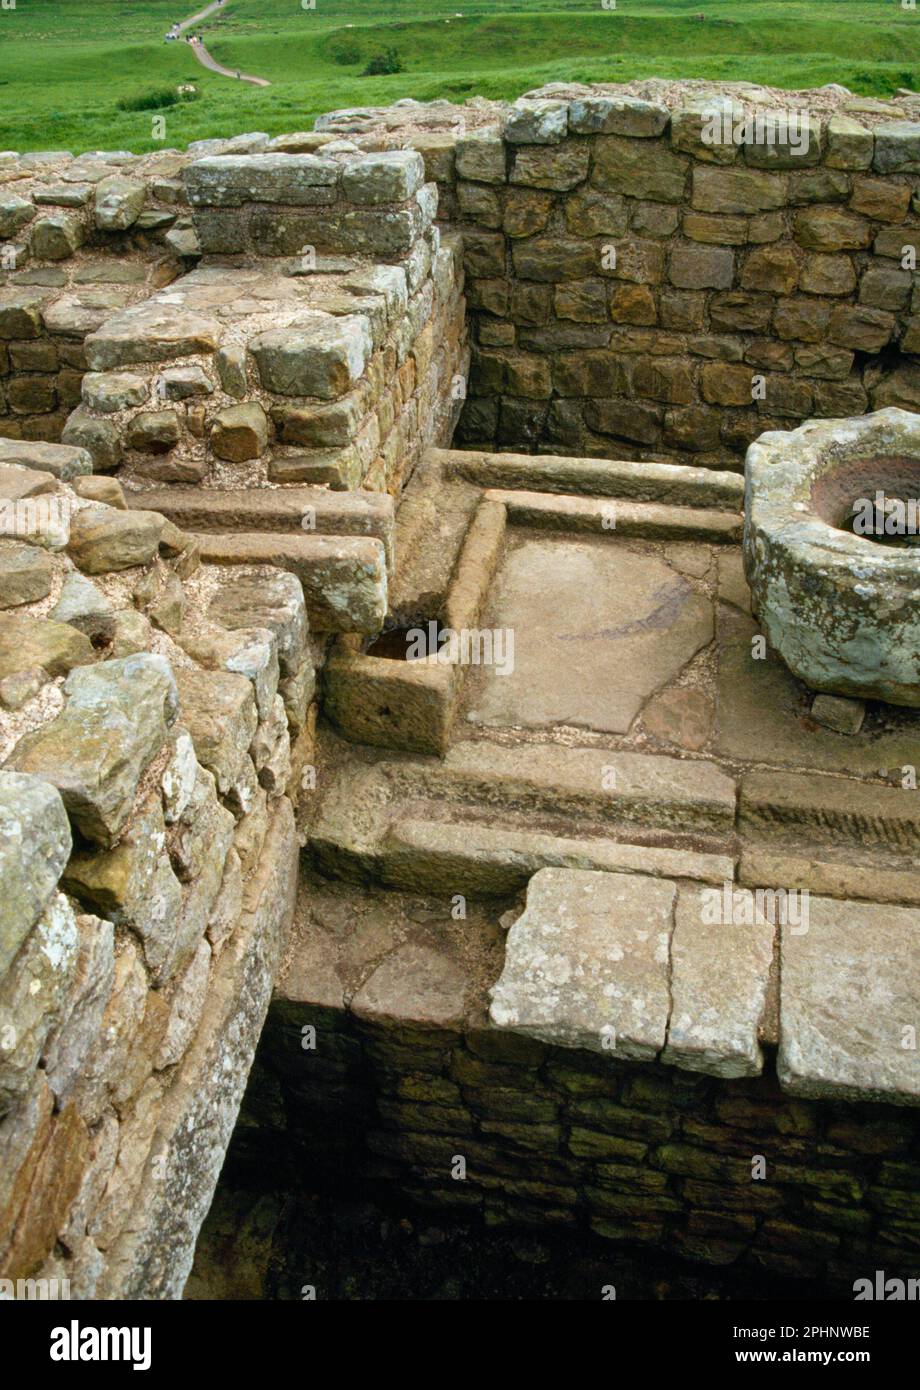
[0,772,71,982]
[489,867,674,1058]
[779,896,920,1105]
[663,885,774,1079]
[467,536,712,733]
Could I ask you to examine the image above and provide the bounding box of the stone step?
[308,737,738,888]
[432,448,745,510]
[194,531,387,635]
[740,843,920,908]
[740,768,920,854]
[126,485,395,569]
[427,741,737,836]
[379,816,735,894]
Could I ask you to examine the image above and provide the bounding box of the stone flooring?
[464,536,712,734]
[305,447,920,1109]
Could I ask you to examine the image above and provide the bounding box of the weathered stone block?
[779,897,920,1106]
[504,100,569,145]
[0,542,53,610]
[700,362,755,406]
[873,122,920,174]
[787,168,849,206]
[631,357,694,405]
[794,207,872,252]
[210,403,269,462]
[825,114,873,170]
[81,371,148,413]
[125,410,181,454]
[511,236,598,283]
[341,151,425,205]
[66,506,165,573]
[0,290,48,341]
[564,188,627,237]
[741,245,800,294]
[827,304,895,351]
[502,188,553,238]
[593,137,688,203]
[773,297,831,343]
[184,153,339,206]
[250,315,371,400]
[94,177,145,231]
[173,666,258,795]
[669,244,734,290]
[0,614,94,682]
[50,572,114,642]
[0,772,71,983]
[0,891,80,1113]
[85,303,220,371]
[742,113,823,168]
[692,166,787,215]
[510,141,590,192]
[30,214,84,261]
[7,654,179,846]
[858,266,912,312]
[608,283,657,325]
[0,195,35,239]
[490,868,675,1058]
[799,253,856,297]
[850,176,911,223]
[682,212,748,245]
[457,181,502,229]
[455,134,506,185]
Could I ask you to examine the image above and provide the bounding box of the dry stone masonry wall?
[0,445,313,1295]
[441,86,920,464]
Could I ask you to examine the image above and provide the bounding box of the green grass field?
[2,1,920,155]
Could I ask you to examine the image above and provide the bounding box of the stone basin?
[744,408,920,707]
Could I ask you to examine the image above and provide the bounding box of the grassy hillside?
[2,1,920,154]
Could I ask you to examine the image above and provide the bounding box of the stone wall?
[240,991,920,1296]
[3,91,920,1300]
[434,92,920,465]
[0,141,467,499]
[0,448,307,1296]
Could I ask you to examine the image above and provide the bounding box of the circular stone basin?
[743,407,920,708]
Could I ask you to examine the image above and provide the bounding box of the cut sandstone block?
[779,896,920,1106]
[249,314,371,400]
[0,439,91,481]
[173,666,258,795]
[662,884,774,1080]
[489,867,675,1058]
[125,485,395,569]
[194,533,387,635]
[184,153,339,207]
[7,654,179,846]
[341,151,425,204]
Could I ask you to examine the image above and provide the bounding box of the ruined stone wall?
[437,95,920,466]
[0,449,308,1297]
[0,140,468,500]
[238,1000,920,1296]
